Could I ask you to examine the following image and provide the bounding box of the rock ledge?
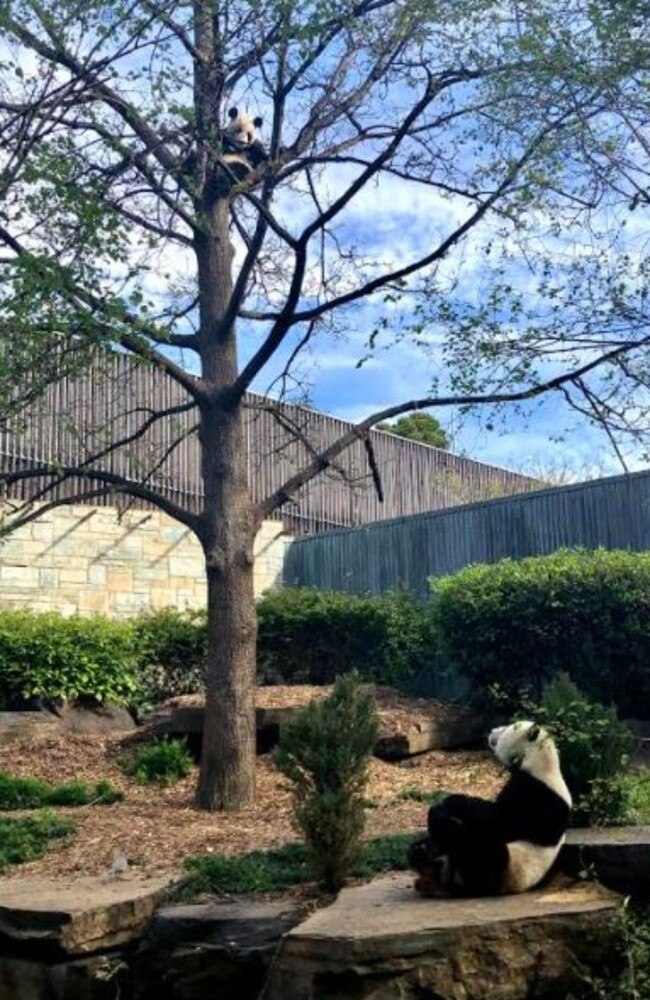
[266,873,621,1000]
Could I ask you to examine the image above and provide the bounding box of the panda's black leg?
[449,834,510,896]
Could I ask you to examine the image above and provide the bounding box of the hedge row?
[0,548,648,717]
[0,590,436,708]
[137,588,436,703]
[0,611,141,708]
[430,548,650,717]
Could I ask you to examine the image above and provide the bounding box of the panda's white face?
[225,108,262,145]
[488,720,544,768]
[489,720,571,805]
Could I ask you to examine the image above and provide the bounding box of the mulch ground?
[0,687,502,881]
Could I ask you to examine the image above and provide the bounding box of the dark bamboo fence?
[283,468,650,588]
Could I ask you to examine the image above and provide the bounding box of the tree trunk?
[196,476,259,811]
[195,382,259,809]
[193,188,261,809]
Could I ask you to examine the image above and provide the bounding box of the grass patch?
[396,787,448,805]
[0,811,74,870]
[119,737,192,786]
[0,771,122,810]
[178,832,417,898]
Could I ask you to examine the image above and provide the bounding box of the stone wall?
[0,504,291,618]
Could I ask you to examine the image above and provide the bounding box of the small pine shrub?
[0,771,122,809]
[529,674,635,826]
[274,673,379,892]
[0,811,74,870]
[121,738,193,786]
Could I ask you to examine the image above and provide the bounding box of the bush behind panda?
[409,720,572,897]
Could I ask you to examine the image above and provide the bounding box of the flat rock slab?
[266,873,621,1000]
[562,825,650,896]
[0,873,175,958]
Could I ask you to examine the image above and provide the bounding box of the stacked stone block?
[0,504,291,617]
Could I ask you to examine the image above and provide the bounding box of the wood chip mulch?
[0,687,502,882]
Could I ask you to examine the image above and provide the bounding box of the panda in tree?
[221,106,269,178]
[408,720,572,897]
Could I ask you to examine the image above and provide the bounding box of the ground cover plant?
[179,832,416,898]
[396,788,449,805]
[274,673,379,891]
[0,772,121,809]
[120,737,193,786]
[566,905,650,1000]
[0,811,74,871]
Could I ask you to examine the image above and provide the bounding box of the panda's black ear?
[253,116,263,128]
[228,107,238,119]
[527,724,540,742]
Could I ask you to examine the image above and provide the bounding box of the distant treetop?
[377,413,449,450]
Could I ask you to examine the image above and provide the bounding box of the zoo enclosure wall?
[283,469,650,595]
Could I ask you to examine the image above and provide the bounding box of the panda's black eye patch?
[527,725,540,742]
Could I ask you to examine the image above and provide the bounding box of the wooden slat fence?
[0,353,536,535]
[283,469,650,589]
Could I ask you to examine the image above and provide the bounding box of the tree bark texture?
[193,189,261,809]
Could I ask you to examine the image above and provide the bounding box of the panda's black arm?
[427,793,502,852]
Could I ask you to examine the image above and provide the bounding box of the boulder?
[265,873,622,1000]
[0,874,175,959]
[54,702,137,736]
[562,825,650,897]
[131,898,302,1000]
[0,712,58,745]
[0,703,136,744]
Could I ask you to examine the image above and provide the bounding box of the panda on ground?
[408,720,572,897]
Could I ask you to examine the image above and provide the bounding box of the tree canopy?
[377,414,449,449]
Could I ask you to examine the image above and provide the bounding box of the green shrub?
[0,610,142,707]
[431,548,650,716]
[257,587,435,688]
[528,674,635,825]
[621,769,650,825]
[0,811,74,870]
[0,771,122,809]
[178,832,415,898]
[135,608,206,704]
[274,673,379,892]
[120,737,193,785]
